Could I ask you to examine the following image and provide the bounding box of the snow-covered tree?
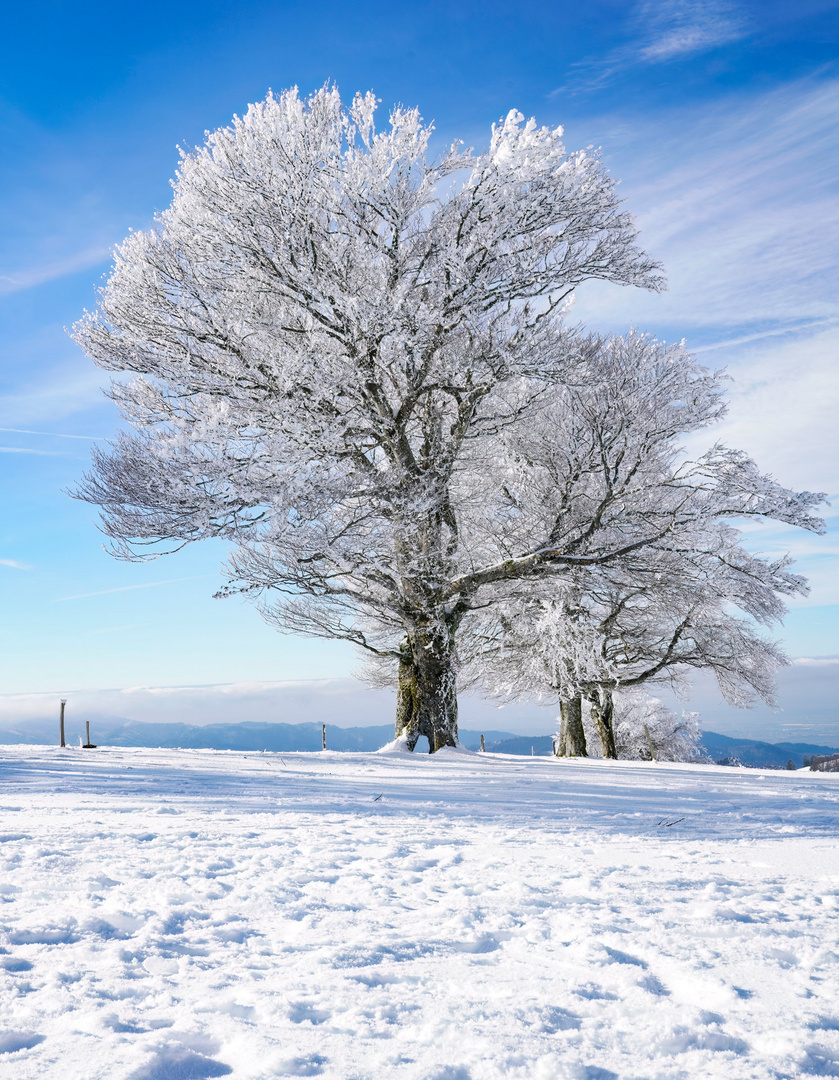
[72,86,822,753]
[463,335,822,757]
[612,694,702,762]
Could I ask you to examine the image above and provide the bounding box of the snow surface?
[1,745,839,1080]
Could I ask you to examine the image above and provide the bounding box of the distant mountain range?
[481,732,839,767]
[2,717,837,767]
[696,731,839,770]
[0,718,518,755]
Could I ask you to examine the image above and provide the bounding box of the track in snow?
[1,745,838,1079]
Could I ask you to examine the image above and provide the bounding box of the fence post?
[322,724,326,751]
[643,723,656,761]
[83,721,96,749]
[480,734,485,753]
[59,699,66,748]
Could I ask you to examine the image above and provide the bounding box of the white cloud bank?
[2,661,839,743]
[0,678,554,734]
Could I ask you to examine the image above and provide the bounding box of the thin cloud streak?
[0,559,31,570]
[0,427,105,440]
[56,575,215,602]
[636,0,746,62]
[556,0,748,93]
[691,319,838,354]
[0,365,109,428]
[0,446,66,456]
[573,77,839,329]
[0,246,112,295]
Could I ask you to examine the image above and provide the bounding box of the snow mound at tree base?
[375,737,475,755]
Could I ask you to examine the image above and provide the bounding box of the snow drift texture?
[1,745,839,1078]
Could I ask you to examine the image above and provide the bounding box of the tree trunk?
[554,694,587,756]
[394,640,419,748]
[588,688,617,759]
[393,628,458,752]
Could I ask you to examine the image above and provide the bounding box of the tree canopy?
[73,86,824,752]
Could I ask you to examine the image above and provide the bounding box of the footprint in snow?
[521,1005,582,1033]
[128,1045,232,1080]
[801,1044,839,1075]
[637,974,670,996]
[288,1001,331,1025]
[8,926,78,945]
[809,1016,839,1031]
[600,946,643,972]
[273,1054,328,1076]
[658,1027,749,1055]
[0,1031,46,1054]
[573,983,618,1001]
[0,956,34,972]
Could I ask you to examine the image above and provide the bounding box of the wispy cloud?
[691,319,837,354]
[636,0,746,63]
[565,77,839,619]
[0,559,31,570]
[0,246,111,295]
[573,77,839,331]
[0,446,66,456]
[56,575,215,602]
[557,0,748,93]
[0,427,105,440]
[0,365,108,428]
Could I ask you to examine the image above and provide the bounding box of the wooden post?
[643,723,656,761]
[59,699,66,748]
[83,721,96,749]
[531,745,535,756]
[480,734,485,753]
[322,724,326,751]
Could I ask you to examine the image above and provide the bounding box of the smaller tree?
[611,694,702,762]
[463,334,823,756]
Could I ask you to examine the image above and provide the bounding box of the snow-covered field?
[1,746,839,1080]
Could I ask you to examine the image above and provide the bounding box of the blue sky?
[1,0,837,736]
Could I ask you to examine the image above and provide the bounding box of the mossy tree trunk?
[554,694,587,757]
[588,688,618,759]
[393,626,459,752]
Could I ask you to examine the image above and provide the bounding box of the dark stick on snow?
[59,699,66,748]
[373,794,383,802]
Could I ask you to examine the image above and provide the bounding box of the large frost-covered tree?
[73,86,822,752]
